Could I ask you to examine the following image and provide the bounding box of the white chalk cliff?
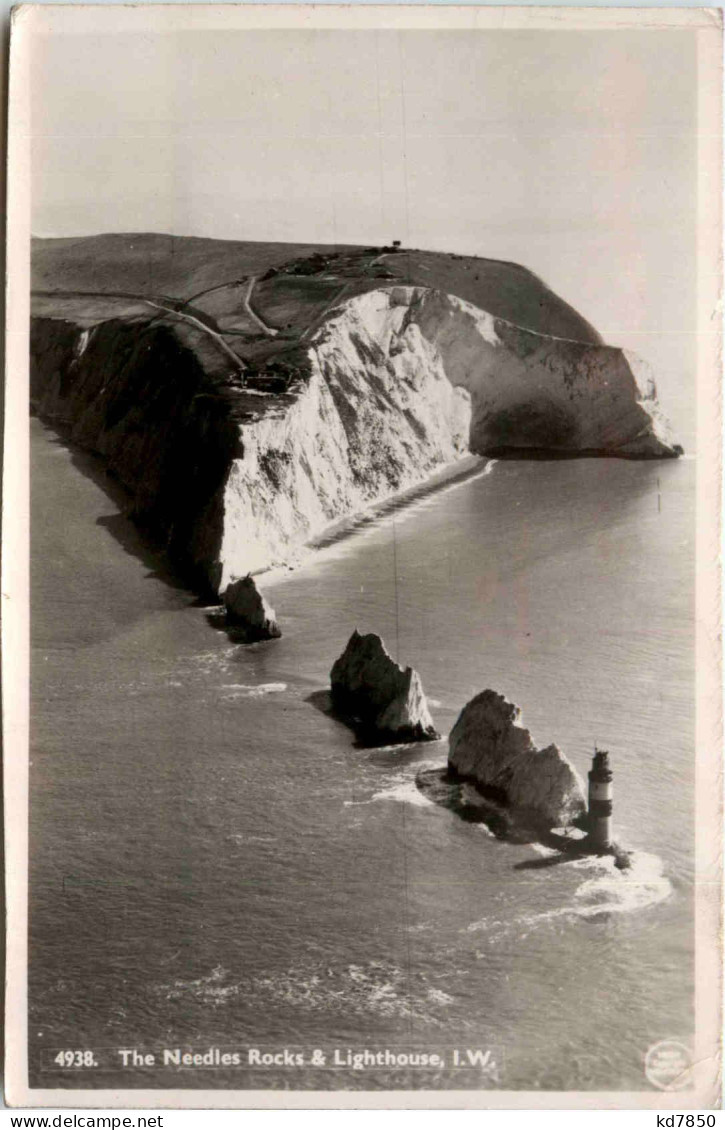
[216,287,680,588]
[31,280,681,595]
[448,689,587,827]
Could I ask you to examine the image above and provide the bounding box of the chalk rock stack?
[224,575,281,642]
[330,630,440,743]
[448,690,586,827]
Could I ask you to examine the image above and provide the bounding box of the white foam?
[158,956,455,1026]
[370,778,436,809]
[228,833,277,845]
[176,648,238,678]
[191,649,236,666]
[365,741,417,754]
[466,916,506,935]
[160,964,239,1007]
[427,987,454,1005]
[520,851,672,930]
[254,960,445,1024]
[220,682,287,698]
[466,850,672,939]
[368,761,447,809]
[572,850,673,917]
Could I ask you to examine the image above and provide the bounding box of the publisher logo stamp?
[645,1040,693,1091]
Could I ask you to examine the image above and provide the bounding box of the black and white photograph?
[4,4,722,1108]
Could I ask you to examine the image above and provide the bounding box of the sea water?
[29,417,694,1091]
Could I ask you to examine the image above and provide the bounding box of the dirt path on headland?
[299,281,351,341]
[32,288,247,374]
[241,277,278,337]
[142,300,247,371]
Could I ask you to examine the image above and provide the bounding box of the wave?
[342,779,435,809]
[220,682,287,698]
[529,843,560,858]
[156,959,456,1026]
[569,850,672,917]
[466,850,672,939]
[364,761,447,809]
[228,832,277,845]
[173,648,238,679]
[157,964,240,1008]
[370,777,438,809]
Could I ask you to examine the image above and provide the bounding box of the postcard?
[4,4,722,1108]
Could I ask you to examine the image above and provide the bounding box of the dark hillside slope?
[32,234,601,346]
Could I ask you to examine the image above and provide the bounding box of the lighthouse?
[587,749,613,852]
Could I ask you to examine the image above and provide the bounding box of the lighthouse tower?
[587,749,613,852]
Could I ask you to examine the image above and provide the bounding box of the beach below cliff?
[29,416,694,1091]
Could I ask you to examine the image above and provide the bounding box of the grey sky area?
[30,26,698,439]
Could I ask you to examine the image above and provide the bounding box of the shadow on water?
[306,688,367,745]
[203,606,283,647]
[97,511,192,595]
[38,420,678,616]
[305,688,443,752]
[305,688,378,748]
[307,689,334,715]
[512,855,570,871]
[40,428,203,600]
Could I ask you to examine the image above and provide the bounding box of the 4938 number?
[54,1050,98,1067]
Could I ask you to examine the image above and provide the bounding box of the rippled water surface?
[30,418,694,1091]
